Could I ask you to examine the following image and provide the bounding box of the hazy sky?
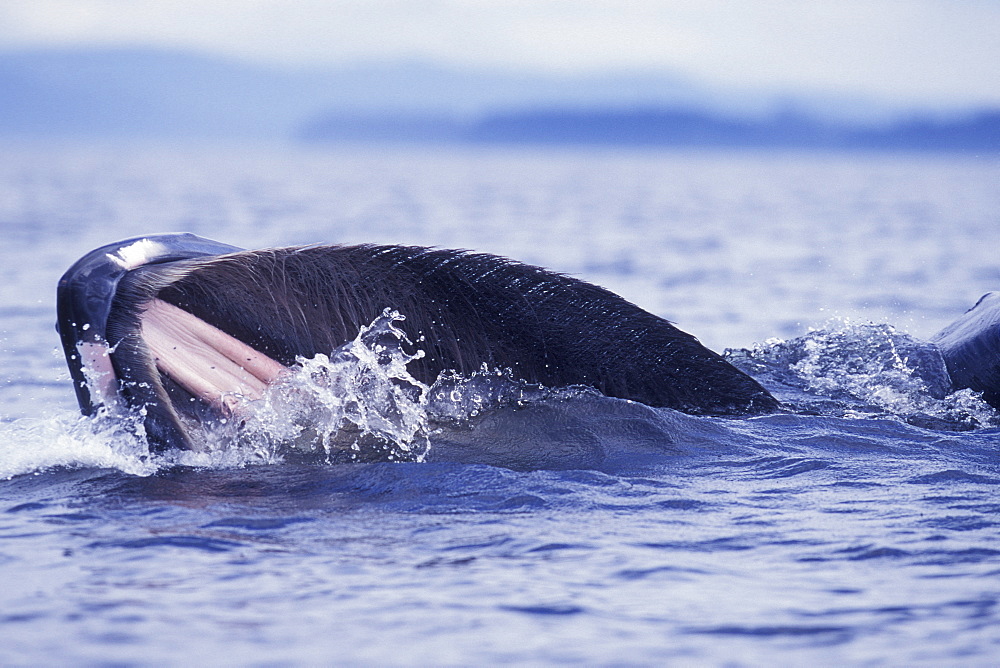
[2,0,998,105]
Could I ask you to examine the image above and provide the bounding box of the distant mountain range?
[301,108,1000,151]
[1,47,997,151]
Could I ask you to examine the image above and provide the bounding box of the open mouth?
[57,234,285,450]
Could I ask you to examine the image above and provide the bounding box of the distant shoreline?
[300,108,1000,152]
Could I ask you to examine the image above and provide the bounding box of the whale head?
[57,233,256,450]
[58,233,781,453]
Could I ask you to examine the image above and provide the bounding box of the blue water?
[2,143,1000,664]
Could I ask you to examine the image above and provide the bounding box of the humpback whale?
[57,234,779,450]
[59,234,1000,452]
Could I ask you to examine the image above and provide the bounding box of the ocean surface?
[1,142,1000,665]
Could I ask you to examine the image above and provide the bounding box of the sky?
[1,0,999,107]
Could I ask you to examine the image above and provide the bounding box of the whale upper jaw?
[56,233,245,448]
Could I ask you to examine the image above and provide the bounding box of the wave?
[725,319,999,430]
[2,314,999,481]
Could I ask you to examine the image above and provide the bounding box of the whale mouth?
[57,234,283,450]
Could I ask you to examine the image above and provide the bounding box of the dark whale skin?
[107,243,780,420]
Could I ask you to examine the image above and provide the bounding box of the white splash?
[727,319,1000,429]
[236,308,433,463]
[227,311,556,463]
[0,410,158,481]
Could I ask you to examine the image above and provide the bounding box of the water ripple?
[88,535,244,552]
